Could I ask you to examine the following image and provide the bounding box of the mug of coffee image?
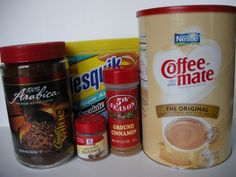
[161,116,211,166]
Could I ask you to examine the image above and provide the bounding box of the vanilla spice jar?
[0,42,75,168]
[75,114,109,160]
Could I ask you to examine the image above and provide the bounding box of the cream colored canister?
[137,5,236,169]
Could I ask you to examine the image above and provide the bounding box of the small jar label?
[76,132,109,160]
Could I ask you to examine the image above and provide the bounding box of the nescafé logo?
[175,32,200,45]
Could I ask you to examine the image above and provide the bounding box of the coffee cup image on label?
[160,116,213,167]
[162,117,211,152]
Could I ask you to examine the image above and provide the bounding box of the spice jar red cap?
[0,41,65,64]
[103,65,139,84]
[75,114,106,134]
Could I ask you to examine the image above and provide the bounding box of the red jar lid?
[103,65,139,84]
[75,114,106,134]
[0,41,65,64]
[137,5,236,17]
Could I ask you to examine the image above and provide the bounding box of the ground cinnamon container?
[103,65,142,156]
[0,42,75,168]
[137,5,236,168]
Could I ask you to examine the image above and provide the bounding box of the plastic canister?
[137,5,236,168]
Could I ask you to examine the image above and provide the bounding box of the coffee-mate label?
[139,10,235,169]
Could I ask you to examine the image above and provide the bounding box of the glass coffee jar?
[0,42,75,168]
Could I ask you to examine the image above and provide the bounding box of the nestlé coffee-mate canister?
[137,5,236,168]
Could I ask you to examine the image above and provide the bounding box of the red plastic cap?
[137,5,236,17]
[103,65,139,84]
[0,41,65,64]
[75,114,106,134]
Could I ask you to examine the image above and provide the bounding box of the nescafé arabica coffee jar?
[0,42,75,168]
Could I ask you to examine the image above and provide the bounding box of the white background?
[0,0,236,126]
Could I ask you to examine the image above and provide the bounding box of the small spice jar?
[103,65,142,156]
[75,114,109,160]
[0,42,75,168]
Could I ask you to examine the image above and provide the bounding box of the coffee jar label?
[4,78,74,156]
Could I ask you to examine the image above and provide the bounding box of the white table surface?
[1,118,236,177]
